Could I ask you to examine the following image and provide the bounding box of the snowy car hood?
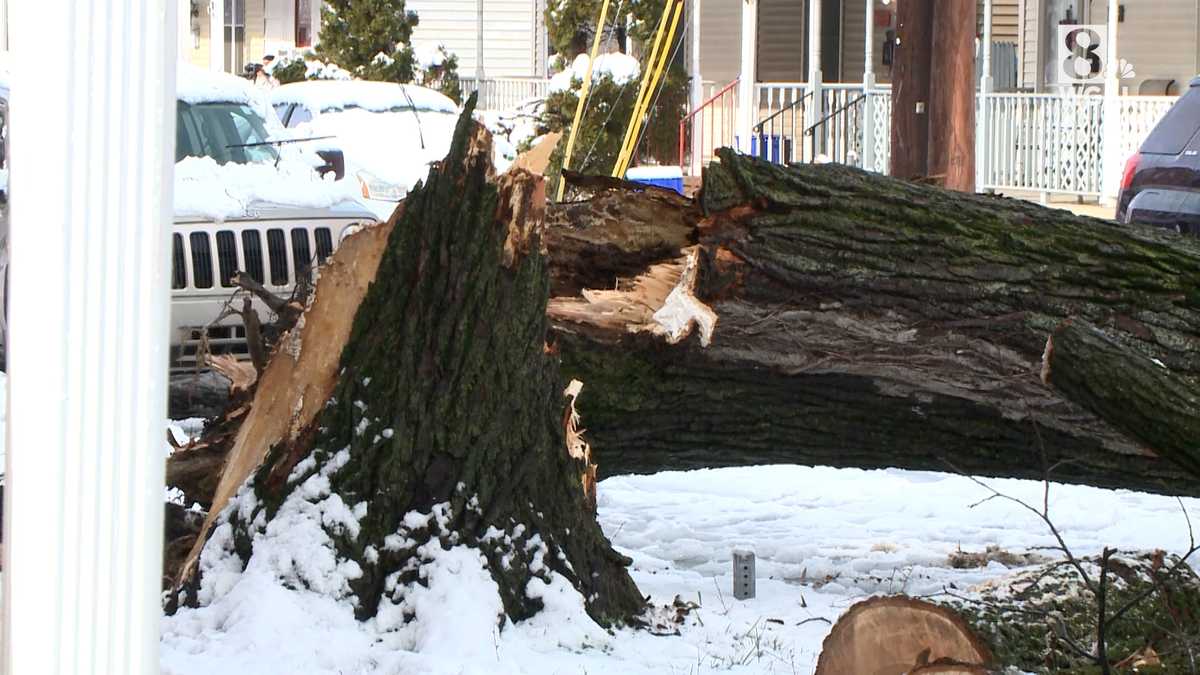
[173,156,369,222]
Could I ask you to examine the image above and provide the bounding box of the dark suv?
[1116,77,1200,234]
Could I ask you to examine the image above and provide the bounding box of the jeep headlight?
[356,170,406,202]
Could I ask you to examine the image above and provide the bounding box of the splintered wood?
[548,247,716,346]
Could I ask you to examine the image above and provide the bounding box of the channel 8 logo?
[1057,24,1107,84]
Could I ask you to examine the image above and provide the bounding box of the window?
[296,0,312,48]
[224,0,246,74]
[175,101,279,165]
[285,105,313,128]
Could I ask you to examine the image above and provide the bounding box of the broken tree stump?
[172,100,645,626]
[546,150,1200,496]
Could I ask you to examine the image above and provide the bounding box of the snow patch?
[549,52,641,93]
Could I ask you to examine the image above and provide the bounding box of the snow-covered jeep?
[173,66,378,369]
[0,65,377,369]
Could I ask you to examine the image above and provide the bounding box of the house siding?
[842,0,893,84]
[699,0,742,85]
[1099,0,1198,94]
[1018,0,1042,88]
[757,0,806,82]
[1019,0,1198,92]
[407,0,540,77]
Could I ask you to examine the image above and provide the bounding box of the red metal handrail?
[678,77,740,171]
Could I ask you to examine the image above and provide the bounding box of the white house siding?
[1093,0,1198,94]
[1018,0,1043,88]
[978,0,1020,42]
[407,0,540,78]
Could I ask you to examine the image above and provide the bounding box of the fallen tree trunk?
[1044,320,1200,479]
[546,150,1200,495]
[172,104,644,626]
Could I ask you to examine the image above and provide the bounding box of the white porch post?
[179,0,192,60]
[690,0,703,173]
[209,0,224,71]
[861,0,876,171]
[977,0,994,192]
[1100,0,1121,203]
[807,0,823,159]
[0,0,8,51]
[737,0,759,153]
[4,0,174,672]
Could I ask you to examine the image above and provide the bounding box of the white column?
[861,0,876,171]
[1100,0,1121,202]
[737,0,759,153]
[179,0,192,60]
[4,0,175,672]
[807,0,823,159]
[690,0,703,172]
[210,0,224,71]
[977,0,994,192]
[0,0,8,51]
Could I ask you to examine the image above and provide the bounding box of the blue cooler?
[625,166,684,195]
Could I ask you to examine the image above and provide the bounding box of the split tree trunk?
[546,151,1200,496]
[174,104,645,625]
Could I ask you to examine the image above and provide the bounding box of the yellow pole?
[615,0,684,177]
[556,0,614,202]
[611,1,674,177]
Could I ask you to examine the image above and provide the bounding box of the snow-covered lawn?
[162,457,1199,675]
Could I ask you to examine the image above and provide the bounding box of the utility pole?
[928,0,976,190]
[890,0,933,180]
[890,0,976,191]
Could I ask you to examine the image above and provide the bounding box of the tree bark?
[1043,320,1200,478]
[174,104,645,625]
[547,151,1200,496]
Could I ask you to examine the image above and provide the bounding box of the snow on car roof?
[176,62,257,105]
[270,80,458,115]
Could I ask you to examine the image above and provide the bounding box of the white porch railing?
[722,84,1176,200]
[458,77,552,111]
[978,93,1106,196]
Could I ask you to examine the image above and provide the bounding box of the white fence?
[739,83,1176,199]
[459,77,552,111]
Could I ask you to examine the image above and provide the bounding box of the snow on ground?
[161,457,1199,675]
[549,52,641,93]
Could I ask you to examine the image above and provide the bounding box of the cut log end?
[815,596,992,675]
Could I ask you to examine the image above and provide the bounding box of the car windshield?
[176,101,279,164]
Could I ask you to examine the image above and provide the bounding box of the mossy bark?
[183,101,645,626]
[549,150,1200,496]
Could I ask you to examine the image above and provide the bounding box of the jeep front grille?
[172,323,250,371]
[241,230,264,283]
[175,225,334,293]
[171,234,186,289]
[266,228,288,285]
[189,232,214,289]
